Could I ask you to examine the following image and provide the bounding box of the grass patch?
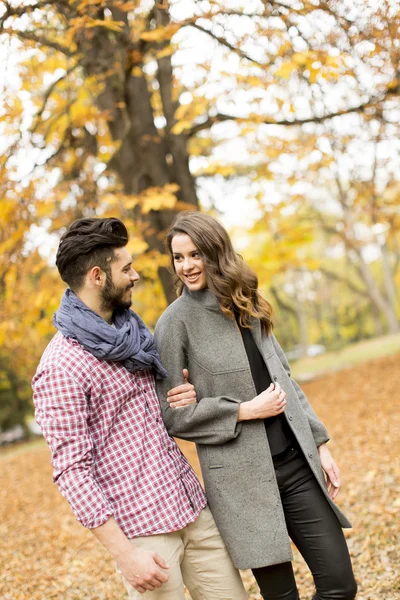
[0,437,46,459]
[291,332,400,381]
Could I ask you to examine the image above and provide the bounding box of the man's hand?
[91,517,168,594]
[238,382,287,422]
[117,545,169,594]
[318,443,341,500]
[167,369,197,408]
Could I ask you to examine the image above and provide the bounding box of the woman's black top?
[236,319,295,456]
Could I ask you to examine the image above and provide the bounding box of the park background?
[0,1,399,598]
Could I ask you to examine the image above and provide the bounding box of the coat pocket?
[206,446,224,469]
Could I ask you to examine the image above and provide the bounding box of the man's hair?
[56,217,129,291]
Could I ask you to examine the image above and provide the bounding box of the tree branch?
[0,0,62,20]
[186,84,400,136]
[31,64,78,133]
[318,267,365,296]
[270,286,297,317]
[189,23,264,66]
[0,0,75,55]
[10,29,76,56]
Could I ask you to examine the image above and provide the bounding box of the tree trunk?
[380,240,398,315]
[371,301,384,337]
[287,274,309,357]
[351,250,400,333]
[75,5,199,304]
[294,301,309,357]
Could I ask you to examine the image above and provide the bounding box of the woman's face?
[171,234,207,291]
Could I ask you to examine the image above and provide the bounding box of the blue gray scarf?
[53,289,167,378]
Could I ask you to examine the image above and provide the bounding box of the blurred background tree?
[0,0,399,428]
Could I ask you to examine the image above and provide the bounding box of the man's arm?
[33,367,115,527]
[33,366,169,593]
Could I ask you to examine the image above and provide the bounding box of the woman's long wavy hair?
[166,211,274,334]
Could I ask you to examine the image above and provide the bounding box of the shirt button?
[273,376,278,381]
[308,452,313,459]
[288,415,293,421]
[156,418,160,423]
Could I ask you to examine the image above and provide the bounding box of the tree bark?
[380,240,398,316]
[351,249,399,333]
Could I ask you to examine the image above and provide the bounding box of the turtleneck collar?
[182,285,222,312]
[181,285,263,347]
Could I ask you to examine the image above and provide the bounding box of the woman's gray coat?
[154,287,351,570]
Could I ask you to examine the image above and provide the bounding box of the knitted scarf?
[53,289,167,378]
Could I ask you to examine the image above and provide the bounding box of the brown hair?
[166,211,274,333]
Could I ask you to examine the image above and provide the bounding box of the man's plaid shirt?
[32,332,207,537]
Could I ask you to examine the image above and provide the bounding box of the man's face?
[100,247,140,312]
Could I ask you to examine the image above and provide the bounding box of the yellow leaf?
[140,184,179,214]
[141,24,180,43]
[309,68,318,84]
[127,237,148,256]
[275,61,297,79]
[141,29,167,42]
[292,52,309,66]
[325,56,339,69]
[156,46,174,60]
[86,19,125,32]
[171,120,192,135]
[132,66,143,77]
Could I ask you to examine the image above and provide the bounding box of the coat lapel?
[250,317,274,358]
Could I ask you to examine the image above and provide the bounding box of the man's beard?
[100,274,133,313]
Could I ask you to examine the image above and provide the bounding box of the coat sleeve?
[154,312,243,446]
[271,334,330,447]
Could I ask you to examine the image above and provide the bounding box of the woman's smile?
[185,272,201,282]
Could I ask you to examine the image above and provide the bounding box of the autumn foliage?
[0,1,399,427]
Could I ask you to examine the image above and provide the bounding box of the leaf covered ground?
[1,354,399,600]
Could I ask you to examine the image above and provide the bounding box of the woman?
[154,211,357,600]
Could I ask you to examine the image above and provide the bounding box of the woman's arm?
[154,313,243,446]
[271,334,330,447]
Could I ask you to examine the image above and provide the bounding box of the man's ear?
[88,266,104,287]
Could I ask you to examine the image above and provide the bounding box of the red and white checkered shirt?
[32,332,207,537]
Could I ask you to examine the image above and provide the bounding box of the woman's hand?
[318,443,341,500]
[238,382,287,421]
[167,369,197,409]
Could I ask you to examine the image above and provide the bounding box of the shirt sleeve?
[154,312,243,446]
[270,334,330,447]
[33,366,114,529]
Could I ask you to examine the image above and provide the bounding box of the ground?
[1,353,399,600]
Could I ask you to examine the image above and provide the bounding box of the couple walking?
[33,212,357,600]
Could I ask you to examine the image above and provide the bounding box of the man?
[32,217,247,600]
